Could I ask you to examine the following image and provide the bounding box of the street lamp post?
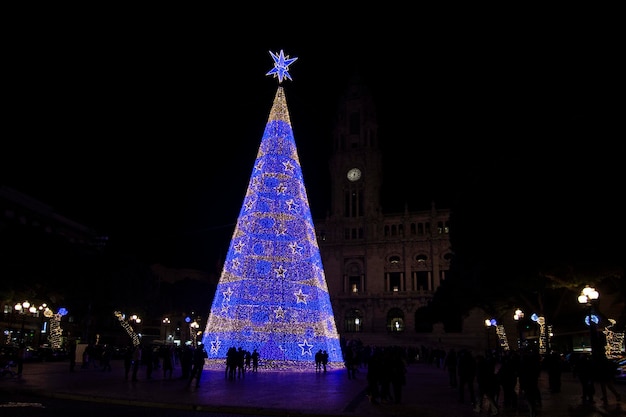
[513,308,524,350]
[484,319,497,351]
[578,285,599,356]
[190,321,200,346]
[14,301,38,345]
[162,317,171,344]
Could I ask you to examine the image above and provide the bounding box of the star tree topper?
[266,49,298,83]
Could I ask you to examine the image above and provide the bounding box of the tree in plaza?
[201,50,343,370]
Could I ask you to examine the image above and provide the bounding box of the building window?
[349,276,361,293]
[344,189,363,218]
[345,309,363,333]
[416,271,430,291]
[387,308,404,332]
[389,255,400,264]
[388,272,402,292]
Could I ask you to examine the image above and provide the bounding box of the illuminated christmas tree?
[202,50,343,370]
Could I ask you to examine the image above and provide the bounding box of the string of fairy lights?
[201,51,343,370]
[114,311,141,346]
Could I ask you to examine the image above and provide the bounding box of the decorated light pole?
[484,318,497,351]
[114,311,142,346]
[577,285,599,355]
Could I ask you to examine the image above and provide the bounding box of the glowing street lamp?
[578,285,600,355]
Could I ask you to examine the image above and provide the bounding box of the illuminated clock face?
[347,168,362,182]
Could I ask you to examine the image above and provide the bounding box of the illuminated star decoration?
[266,50,298,84]
[298,339,314,356]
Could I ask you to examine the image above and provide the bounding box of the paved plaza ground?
[1,358,624,416]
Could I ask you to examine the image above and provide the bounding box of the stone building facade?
[314,78,464,348]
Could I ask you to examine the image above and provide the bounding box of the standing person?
[187,343,208,388]
[545,350,562,393]
[474,353,499,415]
[244,349,251,371]
[180,345,193,380]
[574,354,595,405]
[67,338,77,373]
[344,344,358,380]
[236,347,245,379]
[457,349,477,408]
[315,349,323,372]
[389,347,407,404]
[131,344,142,381]
[100,344,113,372]
[161,345,174,379]
[123,344,133,380]
[15,342,26,377]
[443,347,458,388]
[497,350,519,411]
[366,347,383,405]
[251,349,260,372]
[321,350,329,373]
[143,344,154,379]
[519,349,542,417]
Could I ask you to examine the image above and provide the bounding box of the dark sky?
[3,13,623,270]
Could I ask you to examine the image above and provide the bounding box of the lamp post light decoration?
[578,285,599,355]
[530,313,547,354]
[114,311,142,346]
[604,318,625,359]
[49,307,68,349]
[513,308,524,350]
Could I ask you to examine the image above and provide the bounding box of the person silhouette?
[187,343,208,388]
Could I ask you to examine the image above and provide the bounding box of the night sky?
[4,13,623,271]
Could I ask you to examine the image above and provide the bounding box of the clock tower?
[328,75,383,223]
[316,75,455,347]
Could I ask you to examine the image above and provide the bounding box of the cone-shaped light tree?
[202,50,344,370]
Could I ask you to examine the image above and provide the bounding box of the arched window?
[387,308,405,333]
[344,309,363,333]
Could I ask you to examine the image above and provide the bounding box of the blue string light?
[202,52,343,370]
